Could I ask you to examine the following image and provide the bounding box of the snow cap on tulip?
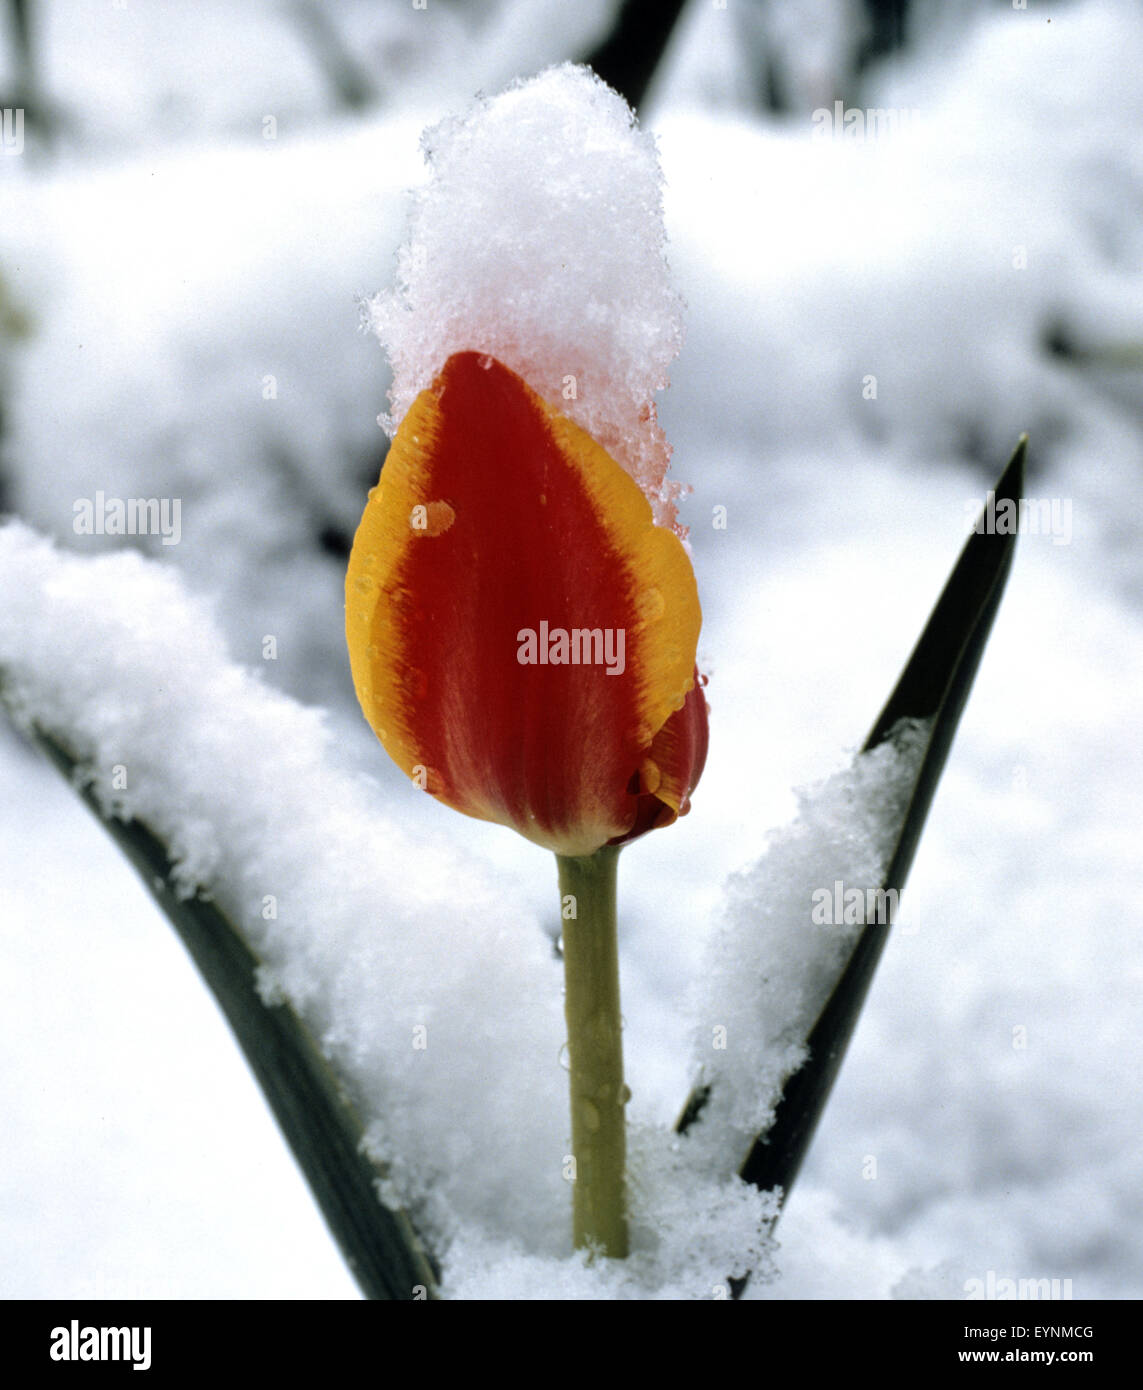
[368,62,686,530]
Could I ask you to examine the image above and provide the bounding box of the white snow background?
[1,0,1141,1298]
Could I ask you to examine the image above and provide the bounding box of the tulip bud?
[346,350,706,857]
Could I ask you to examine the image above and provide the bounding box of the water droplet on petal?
[639,758,662,794]
[423,500,456,536]
[618,1084,632,1106]
[353,574,375,595]
[558,1042,571,1072]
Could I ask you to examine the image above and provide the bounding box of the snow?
[688,720,929,1165]
[0,113,424,712]
[369,63,685,525]
[0,521,568,1259]
[0,521,781,1296]
[0,729,358,1300]
[2,0,1142,1301]
[9,1,619,155]
[441,1127,780,1300]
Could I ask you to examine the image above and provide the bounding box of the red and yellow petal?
[611,670,709,847]
[346,351,703,856]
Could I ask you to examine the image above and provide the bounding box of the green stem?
[556,844,628,1258]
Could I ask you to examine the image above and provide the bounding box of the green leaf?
[22,726,440,1301]
[679,437,1027,1228]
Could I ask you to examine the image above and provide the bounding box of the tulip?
[346,349,707,1255]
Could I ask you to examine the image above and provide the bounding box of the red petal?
[609,670,709,847]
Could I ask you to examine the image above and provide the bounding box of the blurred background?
[2,0,1141,1299]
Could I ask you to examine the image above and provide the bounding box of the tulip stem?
[556,844,628,1258]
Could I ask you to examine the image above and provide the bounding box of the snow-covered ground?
[2,0,1141,1299]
